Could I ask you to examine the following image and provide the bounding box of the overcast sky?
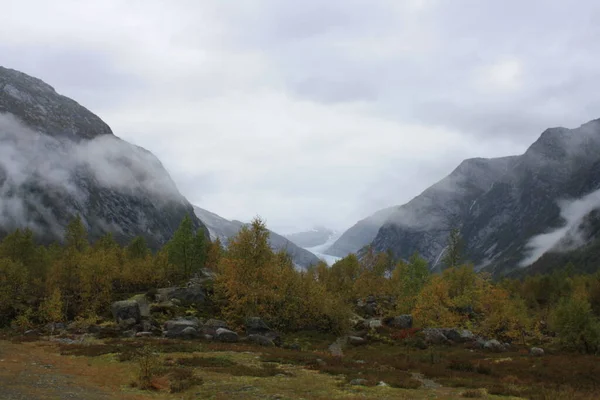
[2,0,600,234]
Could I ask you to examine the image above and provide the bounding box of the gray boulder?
[157,283,206,307]
[247,334,275,347]
[215,328,239,343]
[111,300,141,324]
[442,328,474,343]
[385,315,413,329]
[202,319,230,335]
[350,379,368,386]
[483,339,505,352]
[422,328,450,344]
[164,318,201,338]
[530,347,545,357]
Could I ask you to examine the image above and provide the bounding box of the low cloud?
[521,188,600,266]
[0,113,185,235]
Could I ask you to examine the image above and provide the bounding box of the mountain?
[366,118,600,276]
[284,227,336,248]
[0,66,206,247]
[324,206,397,257]
[193,206,320,269]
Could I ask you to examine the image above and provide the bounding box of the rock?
[530,347,544,356]
[348,336,367,346]
[245,317,271,334]
[180,327,200,339]
[315,358,327,366]
[157,283,206,307]
[24,329,39,337]
[483,339,505,352]
[130,294,151,318]
[473,337,487,349]
[368,319,382,329]
[202,319,229,335]
[150,301,176,313]
[422,328,450,344]
[118,318,138,329]
[385,315,413,329]
[442,328,474,343]
[350,379,368,386]
[328,337,346,357]
[216,328,239,343]
[44,322,66,333]
[203,334,214,341]
[122,330,135,338]
[135,331,153,338]
[350,313,367,329]
[247,334,275,347]
[377,381,389,387]
[164,318,200,338]
[111,300,141,324]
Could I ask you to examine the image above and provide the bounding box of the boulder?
[164,318,201,338]
[135,331,153,338]
[483,339,505,352]
[348,336,367,346]
[245,317,271,335]
[530,347,545,357]
[422,328,450,345]
[442,328,474,343]
[350,379,368,386]
[202,319,230,335]
[157,282,206,307]
[385,315,413,329]
[368,319,382,329]
[111,300,141,324]
[130,294,151,318]
[215,328,239,343]
[247,334,275,347]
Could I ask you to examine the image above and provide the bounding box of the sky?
[2,0,600,234]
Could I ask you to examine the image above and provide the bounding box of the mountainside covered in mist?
[358,118,600,276]
[324,206,397,258]
[193,206,320,269]
[0,66,205,247]
[284,227,336,248]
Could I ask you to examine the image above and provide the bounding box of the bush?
[550,296,600,354]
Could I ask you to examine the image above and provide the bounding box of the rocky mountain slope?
[324,206,397,258]
[0,66,205,247]
[284,227,336,248]
[365,118,600,276]
[193,206,320,269]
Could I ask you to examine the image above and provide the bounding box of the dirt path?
[0,340,154,400]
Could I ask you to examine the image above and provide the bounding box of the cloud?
[2,0,600,233]
[0,113,185,234]
[521,188,600,266]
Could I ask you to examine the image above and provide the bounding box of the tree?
[392,252,430,313]
[127,236,149,259]
[550,295,600,354]
[442,228,464,270]
[65,215,89,252]
[39,287,64,324]
[166,215,205,280]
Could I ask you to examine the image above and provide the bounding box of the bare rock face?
[0,66,207,248]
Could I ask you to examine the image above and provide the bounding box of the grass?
[7,329,600,399]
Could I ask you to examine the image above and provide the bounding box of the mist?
[520,188,600,266]
[0,112,187,236]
